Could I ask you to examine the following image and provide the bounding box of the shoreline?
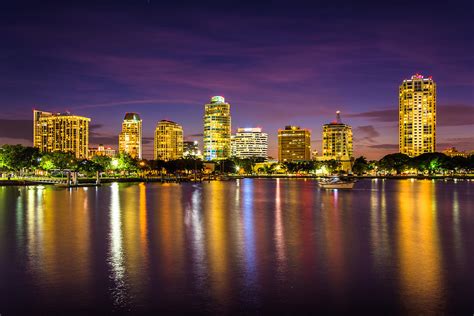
[1,174,473,186]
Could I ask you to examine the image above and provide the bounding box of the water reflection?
[274,179,286,271]
[206,181,230,309]
[241,179,257,295]
[108,182,127,308]
[398,180,444,313]
[1,179,472,314]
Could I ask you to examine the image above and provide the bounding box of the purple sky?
[1,0,473,159]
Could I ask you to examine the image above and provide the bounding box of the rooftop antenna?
[336,110,342,124]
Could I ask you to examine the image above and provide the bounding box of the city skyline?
[0,1,473,159]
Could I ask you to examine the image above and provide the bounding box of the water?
[0,179,473,314]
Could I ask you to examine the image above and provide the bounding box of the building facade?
[278,126,311,162]
[33,110,90,158]
[322,111,353,171]
[89,144,116,158]
[203,96,231,160]
[231,127,268,159]
[154,120,183,161]
[399,74,436,157]
[183,141,202,158]
[119,112,142,159]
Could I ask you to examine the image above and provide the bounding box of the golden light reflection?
[206,181,230,307]
[121,183,150,299]
[398,180,444,312]
[156,183,185,288]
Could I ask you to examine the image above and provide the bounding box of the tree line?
[352,153,474,175]
[1,144,473,177]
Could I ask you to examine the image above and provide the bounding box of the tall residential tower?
[399,74,436,157]
[154,120,184,161]
[203,96,231,160]
[322,111,353,171]
[33,110,90,158]
[119,112,142,159]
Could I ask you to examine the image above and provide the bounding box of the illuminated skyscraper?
[322,111,353,170]
[399,74,436,157]
[154,120,183,161]
[203,96,231,160]
[33,109,90,158]
[231,127,268,159]
[119,112,142,159]
[278,126,311,162]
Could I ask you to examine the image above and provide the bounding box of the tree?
[378,153,411,175]
[91,155,112,171]
[78,159,103,175]
[39,151,77,171]
[411,153,450,174]
[352,156,369,175]
[0,144,40,172]
[114,153,138,173]
[215,159,235,173]
[323,159,341,174]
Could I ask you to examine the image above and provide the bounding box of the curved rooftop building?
[203,96,232,160]
[119,112,142,159]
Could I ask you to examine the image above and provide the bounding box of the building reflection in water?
[370,180,391,272]
[241,179,257,291]
[274,179,286,272]
[398,180,444,313]
[206,181,230,309]
[185,184,206,291]
[108,182,128,308]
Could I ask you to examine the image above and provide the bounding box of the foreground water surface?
[0,179,473,314]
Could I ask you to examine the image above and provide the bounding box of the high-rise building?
[183,141,202,158]
[203,96,231,160]
[119,112,142,159]
[154,120,183,161]
[278,125,311,162]
[231,127,268,159]
[399,74,436,157]
[89,144,116,158]
[33,110,90,158]
[322,111,353,170]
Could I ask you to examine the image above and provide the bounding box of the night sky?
[1,0,473,159]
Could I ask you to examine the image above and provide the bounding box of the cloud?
[438,105,474,126]
[90,124,103,131]
[348,104,474,126]
[368,143,399,150]
[143,137,154,145]
[347,109,397,122]
[355,125,380,143]
[189,133,204,137]
[438,137,474,150]
[89,135,118,146]
[0,119,32,141]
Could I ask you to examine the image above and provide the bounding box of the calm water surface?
[0,179,473,315]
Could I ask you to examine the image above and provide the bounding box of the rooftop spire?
[336,110,342,124]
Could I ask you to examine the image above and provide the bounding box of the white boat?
[318,177,355,189]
